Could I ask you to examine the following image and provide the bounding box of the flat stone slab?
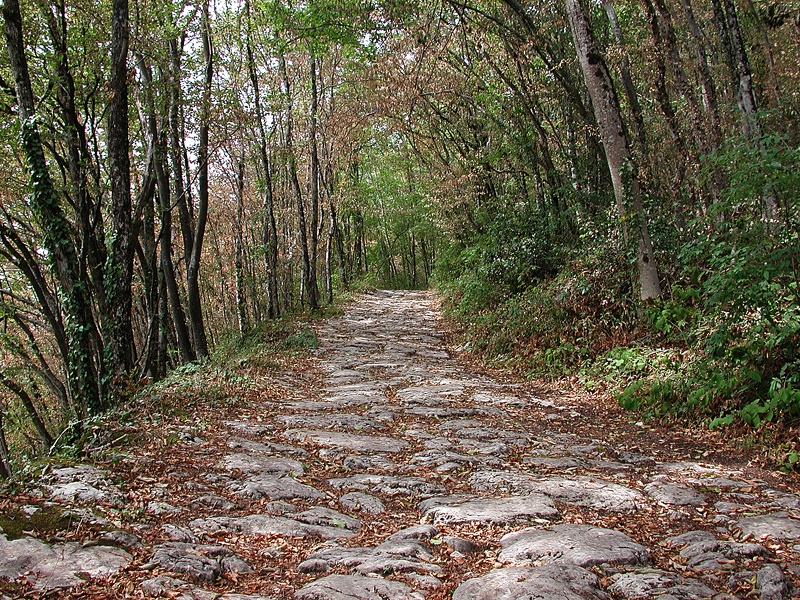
[277,414,380,431]
[757,564,791,600]
[191,493,236,510]
[340,492,386,514]
[150,542,252,583]
[645,481,706,506]
[40,465,123,506]
[535,477,643,513]
[499,524,650,567]
[191,508,360,540]
[609,569,716,599]
[440,420,527,443]
[665,530,771,571]
[285,430,408,453]
[297,536,441,577]
[0,534,131,589]
[227,437,307,456]
[220,453,305,475]
[525,456,584,470]
[736,512,800,541]
[469,471,643,513]
[295,573,421,600]
[452,564,609,600]
[409,449,482,470]
[422,495,559,525]
[342,454,396,471]
[232,474,324,500]
[141,576,276,600]
[329,473,445,497]
[225,420,273,436]
[404,407,479,418]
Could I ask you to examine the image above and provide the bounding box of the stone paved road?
[2,290,799,599]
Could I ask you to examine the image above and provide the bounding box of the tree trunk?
[235,161,249,333]
[140,183,161,379]
[722,0,779,228]
[308,53,321,309]
[108,0,134,385]
[681,0,723,146]
[0,408,11,479]
[3,0,101,416]
[169,37,194,264]
[138,55,195,364]
[0,373,54,449]
[565,0,661,301]
[245,0,279,318]
[600,0,648,158]
[187,1,212,358]
[280,54,315,310]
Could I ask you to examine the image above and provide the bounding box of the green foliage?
[609,135,800,436]
[440,240,638,378]
[215,318,319,369]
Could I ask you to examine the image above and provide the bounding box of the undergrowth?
[1,313,322,481]
[437,135,800,470]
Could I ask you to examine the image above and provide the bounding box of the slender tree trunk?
[139,167,161,379]
[3,0,101,416]
[10,315,69,412]
[245,0,279,318]
[0,409,11,479]
[169,37,194,264]
[649,0,710,155]
[280,54,315,310]
[722,0,779,228]
[642,0,688,197]
[565,0,661,300]
[138,56,195,364]
[108,0,134,385]
[601,0,648,158]
[307,53,321,309]
[235,161,249,333]
[681,0,723,145]
[0,373,54,448]
[42,1,109,335]
[187,1,212,357]
[157,262,169,376]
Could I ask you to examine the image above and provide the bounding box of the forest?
[0,0,798,476]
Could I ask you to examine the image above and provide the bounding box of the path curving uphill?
[2,290,798,599]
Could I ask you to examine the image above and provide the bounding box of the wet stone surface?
[4,290,799,598]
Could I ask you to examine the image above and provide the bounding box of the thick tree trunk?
[565,0,661,301]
